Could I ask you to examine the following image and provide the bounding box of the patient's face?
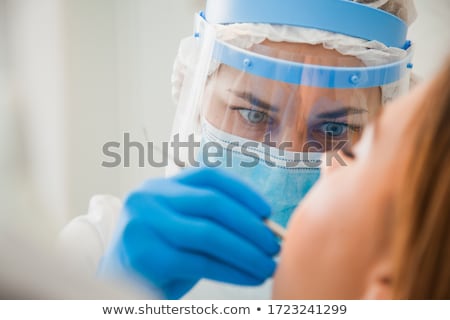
[272,80,429,299]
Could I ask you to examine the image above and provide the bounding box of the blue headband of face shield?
[199,0,413,88]
[211,40,413,89]
[205,0,409,49]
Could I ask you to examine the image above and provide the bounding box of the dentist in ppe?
[60,0,417,299]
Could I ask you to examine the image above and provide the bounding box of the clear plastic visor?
[200,42,407,154]
[171,18,412,168]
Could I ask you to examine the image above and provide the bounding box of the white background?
[1,0,449,226]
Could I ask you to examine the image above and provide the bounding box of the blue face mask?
[197,120,321,227]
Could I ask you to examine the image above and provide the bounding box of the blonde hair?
[392,57,450,299]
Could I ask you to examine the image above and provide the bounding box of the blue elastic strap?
[205,0,408,49]
[212,40,412,88]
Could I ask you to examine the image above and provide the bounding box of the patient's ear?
[363,259,393,300]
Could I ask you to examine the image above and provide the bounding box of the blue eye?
[320,122,348,137]
[237,109,271,125]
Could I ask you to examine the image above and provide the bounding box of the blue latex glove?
[99,167,280,299]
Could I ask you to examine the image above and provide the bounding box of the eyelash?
[322,118,362,132]
[341,147,355,159]
[230,106,275,125]
[317,120,361,158]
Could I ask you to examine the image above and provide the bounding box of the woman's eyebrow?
[315,107,368,119]
[229,90,280,112]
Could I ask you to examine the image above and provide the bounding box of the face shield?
[170,0,414,226]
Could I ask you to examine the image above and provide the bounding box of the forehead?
[211,40,374,96]
[207,41,381,111]
[256,40,366,68]
[211,63,381,109]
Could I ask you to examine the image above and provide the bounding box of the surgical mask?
[197,119,320,227]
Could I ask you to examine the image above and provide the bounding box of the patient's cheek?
[272,207,305,299]
[272,242,294,299]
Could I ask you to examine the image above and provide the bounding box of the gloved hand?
[99,167,280,299]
